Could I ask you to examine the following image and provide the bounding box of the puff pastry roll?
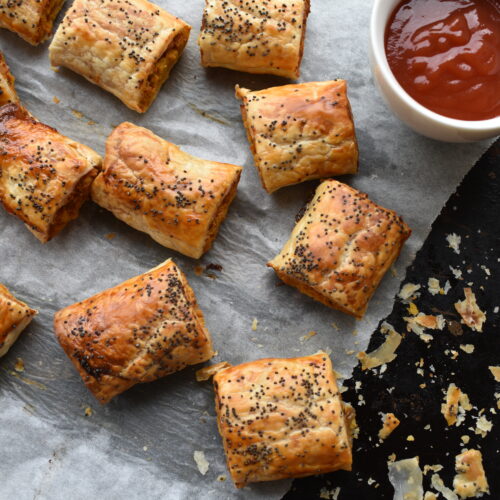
[0,0,64,44]
[236,81,359,193]
[49,0,191,113]
[268,180,411,318]
[54,259,214,404]
[198,0,310,79]
[91,122,242,259]
[0,53,18,106]
[213,352,353,488]
[0,284,37,357]
[0,104,101,243]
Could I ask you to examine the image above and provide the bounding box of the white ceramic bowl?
[369,0,500,143]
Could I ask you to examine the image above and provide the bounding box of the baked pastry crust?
[268,180,411,318]
[0,104,102,243]
[236,80,358,193]
[91,122,242,259]
[49,0,191,113]
[0,283,37,357]
[213,352,352,488]
[198,0,310,79]
[54,258,214,404]
[0,53,18,106]
[0,0,65,45]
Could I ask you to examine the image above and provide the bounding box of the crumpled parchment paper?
[0,0,491,498]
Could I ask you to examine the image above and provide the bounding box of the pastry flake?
[236,80,358,192]
[0,284,37,357]
[453,449,489,499]
[213,352,352,488]
[49,0,191,113]
[268,180,411,318]
[0,0,65,45]
[198,0,310,79]
[54,259,214,404]
[0,104,102,243]
[91,122,242,259]
[0,53,18,106]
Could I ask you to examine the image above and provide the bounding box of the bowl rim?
[370,0,500,132]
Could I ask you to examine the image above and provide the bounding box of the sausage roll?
[0,284,37,357]
[91,122,242,259]
[0,104,102,243]
[236,80,358,193]
[54,259,214,404]
[213,352,353,488]
[268,180,411,318]
[49,0,191,113]
[0,53,18,106]
[198,0,310,79]
[0,0,65,45]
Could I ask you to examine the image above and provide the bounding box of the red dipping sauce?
[385,0,500,121]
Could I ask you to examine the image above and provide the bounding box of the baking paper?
[0,1,491,498]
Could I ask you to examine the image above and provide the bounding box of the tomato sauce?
[385,0,500,121]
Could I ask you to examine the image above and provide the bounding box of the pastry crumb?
[388,457,423,500]
[398,283,421,301]
[474,415,492,438]
[105,232,116,240]
[299,330,317,342]
[193,450,209,475]
[84,406,93,417]
[455,288,486,332]
[71,109,84,119]
[459,344,474,354]
[251,318,258,331]
[319,486,340,500]
[357,323,402,371]
[196,362,231,382]
[441,383,471,426]
[447,233,461,254]
[423,464,443,475]
[488,366,500,382]
[52,96,60,104]
[378,412,400,440]
[194,265,204,276]
[453,449,489,498]
[216,474,227,482]
[431,473,456,500]
[14,357,24,372]
[460,435,470,445]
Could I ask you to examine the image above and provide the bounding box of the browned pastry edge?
[266,262,368,318]
[202,168,241,254]
[0,283,38,357]
[0,52,18,106]
[294,0,311,79]
[136,29,191,113]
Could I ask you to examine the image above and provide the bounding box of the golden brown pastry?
[198,0,310,79]
[0,283,37,357]
[0,104,102,243]
[91,122,242,259]
[236,80,358,193]
[0,0,65,44]
[0,53,18,106]
[54,259,214,404]
[213,352,353,488]
[268,180,411,318]
[49,0,191,113]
